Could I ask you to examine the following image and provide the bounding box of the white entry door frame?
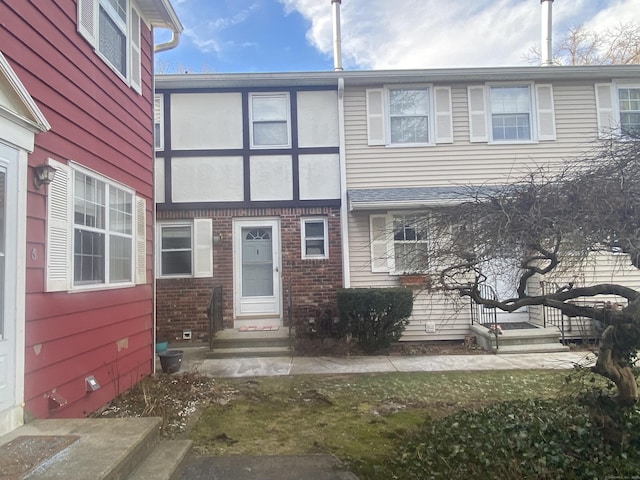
[232,218,282,325]
[0,142,27,436]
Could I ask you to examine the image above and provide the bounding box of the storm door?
[233,219,281,323]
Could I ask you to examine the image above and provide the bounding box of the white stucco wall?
[297,90,339,148]
[172,156,244,202]
[249,155,293,201]
[299,153,340,200]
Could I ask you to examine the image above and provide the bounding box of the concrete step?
[494,343,570,354]
[206,346,293,359]
[0,417,161,480]
[470,324,568,353]
[128,439,193,480]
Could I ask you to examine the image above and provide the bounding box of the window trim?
[486,82,536,144]
[615,82,640,138]
[156,218,213,279]
[157,222,193,278]
[249,92,292,149]
[301,217,329,260]
[385,85,432,146]
[71,164,135,290]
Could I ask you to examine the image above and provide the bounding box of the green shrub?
[377,397,640,480]
[336,288,413,353]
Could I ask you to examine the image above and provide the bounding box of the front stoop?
[470,324,570,354]
[208,329,294,359]
[0,417,192,480]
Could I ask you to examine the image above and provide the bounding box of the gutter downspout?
[151,29,180,373]
[338,77,350,287]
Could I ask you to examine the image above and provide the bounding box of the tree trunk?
[592,325,639,406]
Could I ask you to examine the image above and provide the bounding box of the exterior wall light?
[33,163,57,189]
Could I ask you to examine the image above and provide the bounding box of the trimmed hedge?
[337,288,413,353]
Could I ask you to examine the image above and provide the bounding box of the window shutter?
[595,83,616,138]
[129,5,142,94]
[154,94,164,150]
[468,86,488,142]
[370,214,394,273]
[135,196,146,284]
[366,89,386,146]
[46,159,72,292]
[77,0,98,47]
[434,86,453,144]
[535,84,556,141]
[193,218,213,278]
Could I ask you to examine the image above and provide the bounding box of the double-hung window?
[468,83,556,143]
[388,88,430,144]
[370,213,430,273]
[73,171,133,286]
[366,85,453,146]
[250,93,291,148]
[301,218,328,259]
[489,86,532,141]
[77,0,142,92]
[159,225,193,276]
[46,159,146,291]
[618,87,640,136]
[595,83,640,138]
[156,219,213,278]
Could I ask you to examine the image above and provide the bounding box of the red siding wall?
[156,207,343,343]
[1,1,155,419]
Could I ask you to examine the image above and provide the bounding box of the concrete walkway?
[174,346,595,378]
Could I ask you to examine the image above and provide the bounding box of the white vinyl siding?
[77,0,142,93]
[366,86,452,146]
[46,160,145,291]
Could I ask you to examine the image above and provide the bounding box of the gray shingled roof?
[348,186,501,210]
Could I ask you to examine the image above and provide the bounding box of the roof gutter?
[155,30,181,53]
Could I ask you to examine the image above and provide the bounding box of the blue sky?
[155,0,640,73]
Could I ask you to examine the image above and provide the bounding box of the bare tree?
[426,134,640,406]
[526,23,640,65]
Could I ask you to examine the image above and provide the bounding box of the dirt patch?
[93,372,234,439]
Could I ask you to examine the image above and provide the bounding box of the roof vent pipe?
[541,0,554,66]
[332,0,343,71]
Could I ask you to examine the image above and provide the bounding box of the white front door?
[233,219,281,324]
[0,143,18,430]
[484,257,528,322]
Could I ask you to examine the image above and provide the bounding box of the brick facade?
[156,206,343,343]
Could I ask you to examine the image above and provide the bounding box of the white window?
[369,213,430,273]
[156,219,213,278]
[366,86,453,146]
[46,159,146,291]
[618,87,640,136]
[73,171,133,285]
[77,0,142,93]
[159,225,192,276]
[596,83,640,138]
[154,94,164,150]
[489,86,532,141]
[301,217,328,259]
[468,83,556,143]
[388,88,430,144]
[250,93,291,148]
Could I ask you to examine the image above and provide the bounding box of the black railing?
[469,283,500,349]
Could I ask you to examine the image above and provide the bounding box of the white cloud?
[278,0,640,69]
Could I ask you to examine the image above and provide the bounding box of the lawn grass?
[189,370,570,470]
